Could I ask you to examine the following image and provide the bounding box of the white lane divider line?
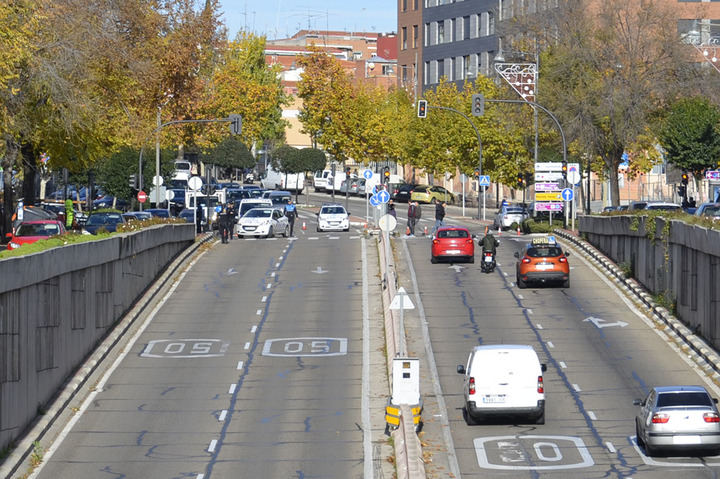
[518,294,524,300]
[256,309,262,315]
[503,272,508,276]
[228,384,236,394]
[261,296,267,302]
[606,442,616,453]
[208,439,218,453]
[250,325,257,333]
[588,411,597,420]
[527,308,534,315]
[547,341,555,348]
[266,283,272,289]
[309,237,319,240]
[218,410,227,422]
[197,474,204,479]
[536,323,543,329]
[271,272,276,278]
[279,256,284,261]
[559,361,567,369]
[244,342,250,350]
[236,361,244,370]
[573,384,582,392]
[275,262,280,267]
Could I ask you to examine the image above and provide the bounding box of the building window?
[402,65,408,82]
[438,22,445,43]
[382,64,393,75]
[437,59,444,82]
[488,11,495,35]
[463,55,472,78]
[463,16,470,40]
[402,27,407,50]
[449,18,455,42]
[425,23,430,46]
[424,61,429,86]
[414,0,418,9]
[413,25,419,48]
[403,0,407,11]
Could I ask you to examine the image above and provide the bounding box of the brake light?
[484,252,493,257]
[522,258,531,264]
[559,256,567,263]
[537,376,544,393]
[704,413,720,423]
[469,377,475,395]
[651,413,670,424]
[467,238,473,244]
[432,239,439,245]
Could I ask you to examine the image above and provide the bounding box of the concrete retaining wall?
[0,224,195,452]
[579,215,720,346]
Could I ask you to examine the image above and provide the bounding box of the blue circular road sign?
[561,188,574,201]
[363,169,373,180]
[377,190,390,204]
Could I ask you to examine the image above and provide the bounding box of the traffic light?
[129,174,137,189]
[473,168,480,178]
[561,161,568,180]
[517,173,525,186]
[471,93,485,117]
[345,166,351,179]
[383,166,391,184]
[417,99,427,118]
[681,172,689,185]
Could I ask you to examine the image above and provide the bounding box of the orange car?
[514,236,570,288]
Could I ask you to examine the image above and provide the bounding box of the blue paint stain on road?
[99,466,126,479]
[160,387,176,396]
[304,417,312,432]
[277,369,291,378]
[136,430,148,446]
[261,413,283,424]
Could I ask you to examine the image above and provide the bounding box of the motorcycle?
[480,250,496,273]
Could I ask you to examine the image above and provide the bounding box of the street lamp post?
[155,94,173,209]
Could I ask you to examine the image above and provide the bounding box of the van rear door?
[472,349,540,408]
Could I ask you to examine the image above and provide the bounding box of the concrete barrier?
[0,224,195,453]
[578,215,720,348]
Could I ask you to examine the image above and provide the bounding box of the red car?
[431,226,475,263]
[6,220,66,250]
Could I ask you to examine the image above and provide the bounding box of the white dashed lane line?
[261,296,267,302]
[536,323,543,329]
[606,442,616,453]
[236,361,243,370]
[547,341,555,348]
[218,410,227,422]
[266,284,272,289]
[228,384,236,394]
[250,325,257,333]
[256,309,262,315]
[573,384,582,392]
[588,411,597,420]
[244,342,250,350]
[559,361,567,369]
[208,439,217,453]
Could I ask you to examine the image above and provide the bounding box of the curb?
[0,233,215,479]
[553,229,720,383]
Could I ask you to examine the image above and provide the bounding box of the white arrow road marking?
[448,264,464,273]
[312,266,328,274]
[226,268,238,276]
[584,316,629,328]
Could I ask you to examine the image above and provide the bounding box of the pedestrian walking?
[218,204,231,243]
[388,199,397,219]
[432,201,446,234]
[414,201,422,234]
[285,199,299,236]
[407,202,417,235]
[227,201,237,240]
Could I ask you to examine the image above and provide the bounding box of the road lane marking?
[588,411,597,420]
[244,342,250,350]
[197,475,204,479]
[266,283,272,289]
[559,361,567,369]
[236,360,243,370]
[503,272,508,276]
[573,384,582,392]
[279,256,284,260]
[228,384,236,394]
[261,296,267,302]
[218,410,227,422]
[271,272,276,278]
[361,238,373,479]
[256,309,262,315]
[518,294,524,299]
[547,341,555,348]
[275,262,280,267]
[309,237,319,240]
[250,325,257,333]
[606,442,615,453]
[527,309,534,315]
[208,439,217,453]
[537,324,543,329]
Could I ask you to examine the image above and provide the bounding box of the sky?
[217,1,397,40]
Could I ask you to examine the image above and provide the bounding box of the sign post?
[561,188,574,230]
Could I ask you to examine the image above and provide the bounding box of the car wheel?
[316,226,321,232]
[267,227,274,239]
[431,197,437,204]
[534,409,545,425]
[238,234,244,239]
[469,255,475,264]
[282,225,289,237]
[517,274,527,289]
[464,407,479,426]
[343,227,349,232]
[563,278,570,288]
[431,255,437,264]
[635,422,644,448]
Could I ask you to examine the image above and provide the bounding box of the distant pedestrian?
[285,199,298,236]
[413,201,422,234]
[433,201,446,234]
[219,204,231,243]
[407,202,417,235]
[388,199,397,219]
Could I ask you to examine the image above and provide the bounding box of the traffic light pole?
[426,105,485,221]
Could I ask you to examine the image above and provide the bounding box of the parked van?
[173,160,192,181]
[261,190,292,206]
[456,344,546,425]
[237,198,273,219]
[313,170,332,192]
[260,165,304,192]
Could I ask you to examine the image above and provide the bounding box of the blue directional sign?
[363,169,373,180]
[215,205,222,213]
[369,195,380,207]
[372,184,385,195]
[561,188,574,201]
[478,175,491,187]
[376,190,390,204]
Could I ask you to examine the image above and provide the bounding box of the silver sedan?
[634,385,720,456]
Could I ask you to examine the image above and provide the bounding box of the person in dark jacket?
[388,199,397,219]
[433,201,446,234]
[285,199,299,236]
[480,225,499,253]
[407,202,417,235]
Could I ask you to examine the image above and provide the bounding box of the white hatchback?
[317,204,350,232]
[238,207,289,238]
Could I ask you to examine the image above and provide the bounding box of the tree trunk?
[608,165,620,207]
[2,138,19,237]
[21,142,37,205]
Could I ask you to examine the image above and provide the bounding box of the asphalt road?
[31,223,386,479]
[396,213,720,478]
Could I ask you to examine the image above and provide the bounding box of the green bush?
[522,218,564,234]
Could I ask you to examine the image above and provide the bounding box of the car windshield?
[240,203,268,215]
[701,206,720,216]
[271,195,291,205]
[175,163,190,171]
[657,392,712,407]
[87,214,123,225]
[437,229,468,238]
[243,209,273,218]
[646,204,680,211]
[321,207,346,215]
[414,186,428,192]
[527,247,563,258]
[16,223,60,236]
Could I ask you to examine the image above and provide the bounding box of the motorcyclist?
[480,226,499,253]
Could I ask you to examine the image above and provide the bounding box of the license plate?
[244,226,256,231]
[484,256,493,263]
[445,249,460,254]
[482,395,506,404]
[673,435,701,445]
[536,263,554,270]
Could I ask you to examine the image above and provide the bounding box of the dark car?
[93,195,129,210]
[122,211,152,222]
[392,183,416,203]
[83,212,126,234]
[145,208,170,218]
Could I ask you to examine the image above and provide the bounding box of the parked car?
[695,202,720,218]
[457,344,547,425]
[262,190,292,206]
[93,195,129,210]
[122,211,152,222]
[634,385,720,456]
[431,226,474,263]
[628,201,648,211]
[410,185,455,204]
[514,236,570,289]
[83,212,126,234]
[6,220,66,250]
[316,204,350,232]
[494,205,529,231]
[392,183,416,203]
[313,169,332,192]
[237,207,289,238]
[644,202,682,212]
[145,208,170,218]
[237,198,273,219]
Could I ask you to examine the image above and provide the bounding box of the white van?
[237,198,273,220]
[456,344,546,425]
[313,170,331,192]
[260,165,304,192]
[173,160,192,181]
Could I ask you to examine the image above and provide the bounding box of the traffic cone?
[517,225,522,236]
[424,225,428,236]
[302,221,306,231]
[406,226,411,235]
[498,228,502,237]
